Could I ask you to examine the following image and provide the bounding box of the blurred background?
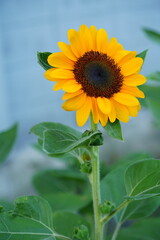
[0,0,160,200]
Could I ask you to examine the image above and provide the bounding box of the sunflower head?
[44,24,146,127]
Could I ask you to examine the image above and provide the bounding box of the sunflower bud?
[73,225,90,240]
[100,200,115,214]
[80,161,92,174]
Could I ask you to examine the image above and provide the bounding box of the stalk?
[90,114,103,240]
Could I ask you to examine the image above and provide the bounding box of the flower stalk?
[90,114,103,240]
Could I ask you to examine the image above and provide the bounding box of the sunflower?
[44,24,146,127]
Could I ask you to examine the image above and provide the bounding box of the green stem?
[111,222,121,240]
[90,114,103,240]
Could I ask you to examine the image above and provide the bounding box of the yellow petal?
[113,100,129,122]
[44,68,57,81]
[118,51,137,66]
[62,93,87,111]
[58,42,77,61]
[68,29,82,58]
[121,85,145,98]
[97,106,108,127]
[105,37,123,57]
[121,57,143,76]
[113,92,139,106]
[79,24,93,52]
[108,100,116,123]
[90,25,97,49]
[62,89,83,100]
[123,74,146,86]
[53,80,67,91]
[76,97,92,127]
[96,28,108,52]
[48,52,74,69]
[62,80,82,92]
[50,69,74,79]
[97,97,112,114]
[127,105,139,117]
[114,50,130,63]
[91,97,99,124]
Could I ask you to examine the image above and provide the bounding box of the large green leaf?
[44,193,91,212]
[30,122,84,159]
[101,156,159,222]
[32,169,88,195]
[52,211,90,239]
[30,122,102,156]
[103,120,123,140]
[0,196,57,240]
[37,52,53,70]
[30,122,81,140]
[117,218,160,240]
[0,124,18,164]
[43,129,102,155]
[121,196,160,221]
[143,28,160,44]
[125,159,160,200]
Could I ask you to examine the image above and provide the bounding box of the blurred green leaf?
[136,49,148,61]
[140,85,160,101]
[37,52,52,70]
[143,28,160,44]
[52,211,90,239]
[147,71,160,82]
[44,193,91,212]
[125,159,160,200]
[33,169,88,195]
[118,218,160,240]
[0,196,57,240]
[103,119,123,140]
[0,124,18,164]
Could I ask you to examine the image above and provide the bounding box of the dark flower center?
[73,50,123,98]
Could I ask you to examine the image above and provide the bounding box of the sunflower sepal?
[136,49,148,61]
[37,51,53,70]
[103,119,123,141]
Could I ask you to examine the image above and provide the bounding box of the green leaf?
[121,197,160,221]
[0,196,57,240]
[143,28,160,44]
[136,49,148,61]
[37,52,53,70]
[147,71,160,82]
[52,211,90,239]
[118,218,160,240]
[101,165,126,221]
[0,124,18,164]
[30,122,85,159]
[32,169,88,195]
[125,159,160,200]
[43,192,91,212]
[101,155,157,221]
[103,119,123,140]
[30,122,81,142]
[42,129,102,155]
